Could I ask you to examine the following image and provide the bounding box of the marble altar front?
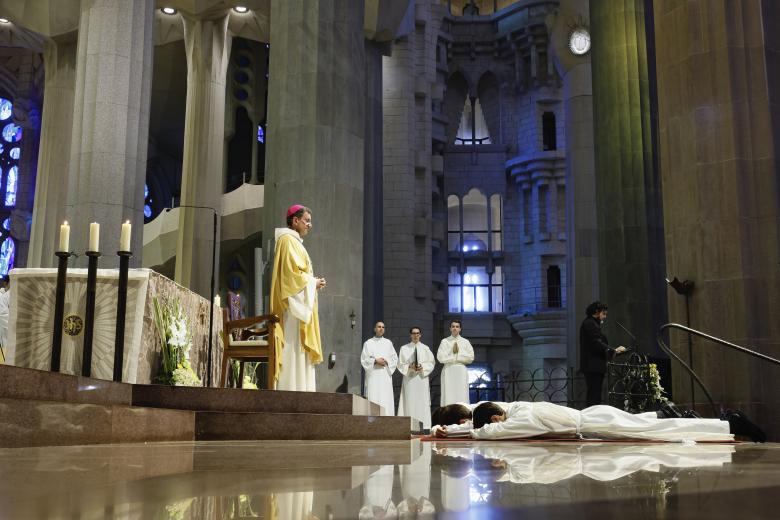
[6,268,222,385]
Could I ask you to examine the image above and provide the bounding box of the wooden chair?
[220,308,279,389]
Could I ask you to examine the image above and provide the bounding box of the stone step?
[0,397,195,449]
[195,412,414,441]
[0,363,131,407]
[0,364,382,416]
[132,384,381,416]
[0,396,412,448]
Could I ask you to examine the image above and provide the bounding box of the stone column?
[28,40,77,268]
[264,0,367,393]
[590,0,667,357]
[563,62,599,370]
[174,14,231,298]
[655,0,780,434]
[65,0,154,266]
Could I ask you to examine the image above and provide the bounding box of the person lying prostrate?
[469,401,765,443]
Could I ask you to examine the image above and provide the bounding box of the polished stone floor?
[2,439,780,519]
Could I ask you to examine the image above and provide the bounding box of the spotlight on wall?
[160,7,177,15]
[233,6,249,13]
[0,18,10,24]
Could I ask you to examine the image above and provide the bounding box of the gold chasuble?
[270,229,323,385]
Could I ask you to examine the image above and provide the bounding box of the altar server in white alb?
[360,321,398,416]
[397,326,436,429]
[437,320,474,406]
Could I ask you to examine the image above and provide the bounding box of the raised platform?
[0,364,414,448]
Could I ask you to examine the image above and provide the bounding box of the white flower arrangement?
[153,296,201,386]
[647,363,669,404]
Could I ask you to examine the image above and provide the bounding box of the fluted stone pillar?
[174,14,231,298]
[548,0,601,372]
[65,0,154,265]
[590,0,667,357]
[29,40,77,268]
[654,0,780,435]
[264,0,367,393]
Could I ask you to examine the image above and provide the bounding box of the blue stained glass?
[9,147,18,159]
[144,204,152,218]
[144,184,149,198]
[0,99,11,121]
[5,166,17,206]
[2,218,9,230]
[0,237,14,276]
[257,125,265,143]
[2,123,21,143]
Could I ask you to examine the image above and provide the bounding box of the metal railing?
[657,322,780,416]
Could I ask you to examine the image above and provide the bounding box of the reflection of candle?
[214,295,221,308]
[59,221,70,252]
[119,221,131,251]
[89,222,100,252]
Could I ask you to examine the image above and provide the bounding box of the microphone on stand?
[615,320,639,353]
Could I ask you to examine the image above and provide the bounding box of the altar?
[5,268,222,385]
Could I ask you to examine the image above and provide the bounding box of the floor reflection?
[2,440,780,518]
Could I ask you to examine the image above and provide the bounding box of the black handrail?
[657,322,780,416]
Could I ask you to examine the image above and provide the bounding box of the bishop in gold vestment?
[270,205,324,391]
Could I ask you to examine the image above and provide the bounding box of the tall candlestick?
[119,221,131,251]
[59,221,70,252]
[88,222,100,252]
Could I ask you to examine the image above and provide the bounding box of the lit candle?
[119,221,131,251]
[59,221,70,252]
[214,295,221,308]
[89,222,100,252]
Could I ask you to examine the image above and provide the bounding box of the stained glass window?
[0,218,13,276]
[0,99,11,121]
[4,166,16,206]
[2,123,21,143]
[0,236,14,276]
[0,97,22,275]
[257,124,264,143]
[143,183,154,221]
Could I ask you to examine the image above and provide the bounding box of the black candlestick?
[82,251,101,377]
[51,251,73,372]
[113,250,132,382]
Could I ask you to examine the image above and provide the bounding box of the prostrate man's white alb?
[360,335,398,416]
[472,401,733,442]
[437,327,474,406]
[397,339,436,429]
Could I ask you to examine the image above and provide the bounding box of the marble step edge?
[0,396,412,448]
[0,364,382,416]
[131,384,381,416]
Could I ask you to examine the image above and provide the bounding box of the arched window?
[447,189,504,313]
[462,189,488,251]
[455,96,491,145]
[542,111,556,151]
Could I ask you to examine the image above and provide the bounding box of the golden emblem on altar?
[63,315,84,336]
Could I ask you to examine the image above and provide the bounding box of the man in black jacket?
[579,301,626,406]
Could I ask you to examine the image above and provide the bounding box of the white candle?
[88,222,100,252]
[59,221,70,252]
[214,295,221,308]
[119,221,131,251]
